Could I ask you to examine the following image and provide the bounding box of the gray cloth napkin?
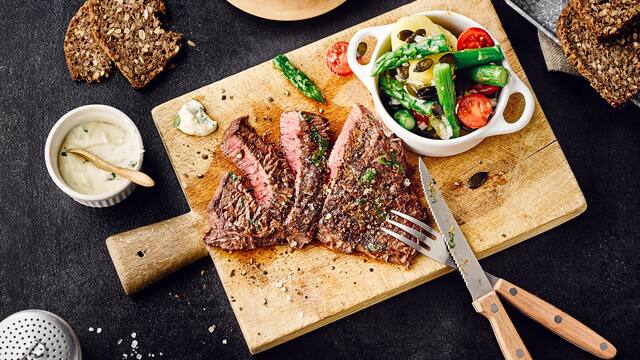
[537,30,640,107]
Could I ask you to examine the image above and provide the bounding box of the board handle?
[494,278,617,359]
[106,211,209,295]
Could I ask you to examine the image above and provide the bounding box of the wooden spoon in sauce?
[67,148,155,188]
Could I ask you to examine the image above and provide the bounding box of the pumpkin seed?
[397,65,409,79]
[405,83,419,97]
[438,53,455,66]
[397,30,414,42]
[416,86,437,100]
[468,171,488,189]
[415,28,426,36]
[413,58,434,72]
[357,42,368,59]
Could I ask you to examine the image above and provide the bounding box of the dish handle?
[347,24,394,93]
[484,72,535,137]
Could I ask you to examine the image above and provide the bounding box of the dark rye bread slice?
[64,1,112,82]
[280,111,331,248]
[557,2,640,107]
[317,105,427,266]
[575,0,640,38]
[89,0,181,89]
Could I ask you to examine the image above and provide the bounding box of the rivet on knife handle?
[493,279,617,359]
[472,291,532,360]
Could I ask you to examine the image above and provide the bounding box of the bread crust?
[574,0,640,39]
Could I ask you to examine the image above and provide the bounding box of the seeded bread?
[89,0,182,89]
[64,1,112,82]
[557,1,640,107]
[574,0,640,38]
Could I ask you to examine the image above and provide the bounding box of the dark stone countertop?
[0,1,638,359]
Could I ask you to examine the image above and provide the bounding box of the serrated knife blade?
[418,159,493,301]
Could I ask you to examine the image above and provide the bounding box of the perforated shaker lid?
[0,310,81,360]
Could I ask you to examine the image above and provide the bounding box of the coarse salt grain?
[89,327,94,332]
[97,328,102,334]
[208,325,216,333]
[118,339,123,345]
[131,340,138,348]
[131,332,137,339]
[222,339,227,345]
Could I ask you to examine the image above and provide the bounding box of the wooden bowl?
[226,0,346,21]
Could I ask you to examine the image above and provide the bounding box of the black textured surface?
[0,1,639,359]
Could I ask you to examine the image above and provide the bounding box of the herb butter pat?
[174,100,217,136]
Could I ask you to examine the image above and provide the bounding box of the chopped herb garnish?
[174,114,181,128]
[60,151,67,157]
[359,167,377,185]
[378,152,405,173]
[82,128,88,133]
[447,227,456,249]
[238,198,245,209]
[107,172,117,181]
[366,242,382,252]
[229,173,238,182]
[248,218,262,232]
[309,126,329,167]
[128,160,138,168]
[302,113,314,123]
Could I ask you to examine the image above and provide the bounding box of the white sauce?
[175,100,217,136]
[58,121,140,195]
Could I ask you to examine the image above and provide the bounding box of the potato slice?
[390,15,457,86]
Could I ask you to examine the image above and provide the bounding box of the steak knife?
[412,159,616,359]
[417,159,531,359]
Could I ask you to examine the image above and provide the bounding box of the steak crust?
[280,111,331,248]
[205,116,295,250]
[317,105,426,266]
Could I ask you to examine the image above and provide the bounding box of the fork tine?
[390,210,441,240]
[385,219,433,246]
[381,228,432,257]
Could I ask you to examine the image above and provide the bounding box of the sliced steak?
[204,173,283,250]
[204,116,294,250]
[318,105,427,266]
[280,111,331,248]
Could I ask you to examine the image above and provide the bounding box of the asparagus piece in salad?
[467,64,509,87]
[453,45,504,69]
[371,34,450,76]
[379,72,452,139]
[433,63,460,139]
[393,109,416,130]
[273,54,325,103]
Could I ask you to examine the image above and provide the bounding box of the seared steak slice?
[204,116,294,250]
[318,105,427,266]
[204,173,283,250]
[280,111,331,248]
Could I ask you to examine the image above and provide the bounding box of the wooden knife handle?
[106,211,208,295]
[494,278,616,359]
[473,291,532,360]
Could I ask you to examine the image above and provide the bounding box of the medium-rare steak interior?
[204,116,294,250]
[317,105,427,266]
[280,111,331,248]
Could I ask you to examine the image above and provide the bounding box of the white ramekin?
[44,105,145,208]
[347,10,535,157]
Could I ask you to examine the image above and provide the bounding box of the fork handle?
[473,291,532,360]
[494,279,616,359]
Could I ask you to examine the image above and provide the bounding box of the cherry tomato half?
[456,94,492,129]
[467,83,501,96]
[326,41,352,76]
[457,27,495,51]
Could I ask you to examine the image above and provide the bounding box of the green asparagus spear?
[393,109,416,130]
[273,54,325,103]
[452,45,504,69]
[467,64,509,87]
[371,34,450,76]
[433,63,460,139]
[379,72,439,116]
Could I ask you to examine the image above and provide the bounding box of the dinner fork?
[382,210,616,359]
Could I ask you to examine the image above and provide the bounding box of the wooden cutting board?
[106,0,586,354]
